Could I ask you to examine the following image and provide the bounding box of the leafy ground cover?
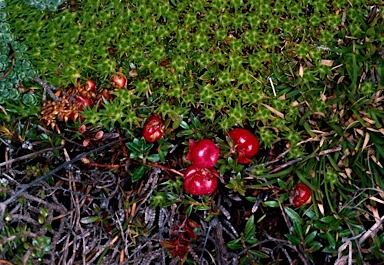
[1,0,384,264]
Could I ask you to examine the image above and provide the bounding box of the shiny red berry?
[143,116,165,143]
[229,128,260,164]
[290,183,312,207]
[183,165,219,195]
[186,139,220,168]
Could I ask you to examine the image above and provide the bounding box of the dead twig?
[0,145,63,168]
[0,138,128,229]
[34,76,61,102]
[264,146,342,174]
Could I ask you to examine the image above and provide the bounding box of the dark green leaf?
[307,241,323,252]
[250,250,270,259]
[284,207,303,224]
[244,215,256,241]
[285,234,301,246]
[293,220,304,238]
[304,231,317,245]
[326,232,336,249]
[132,166,147,182]
[246,237,258,245]
[227,239,242,250]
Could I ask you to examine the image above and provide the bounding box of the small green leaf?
[40,207,49,218]
[250,250,270,259]
[38,214,46,225]
[227,238,242,250]
[307,241,323,252]
[244,215,256,241]
[80,216,100,224]
[293,220,304,238]
[326,232,336,249]
[262,201,279,208]
[147,153,160,162]
[172,115,184,129]
[245,237,258,245]
[304,231,317,245]
[245,196,257,202]
[277,178,287,189]
[132,165,147,182]
[285,234,301,246]
[320,216,336,224]
[284,207,303,224]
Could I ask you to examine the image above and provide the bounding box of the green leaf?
[293,220,304,238]
[245,196,257,202]
[80,216,100,224]
[326,232,336,249]
[132,165,147,182]
[147,153,160,162]
[284,207,303,225]
[246,237,258,245]
[277,178,288,189]
[262,201,280,208]
[227,238,242,250]
[180,120,190,129]
[307,241,323,252]
[244,215,256,241]
[320,216,336,224]
[285,234,301,246]
[250,250,270,259]
[304,231,318,245]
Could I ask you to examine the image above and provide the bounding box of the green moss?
[4,0,384,148]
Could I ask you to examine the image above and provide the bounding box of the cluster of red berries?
[142,119,312,206]
[142,116,261,196]
[183,128,260,196]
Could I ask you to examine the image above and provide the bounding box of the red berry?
[75,96,93,111]
[110,72,127,89]
[229,128,260,164]
[143,116,165,143]
[183,165,219,195]
[68,96,93,121]
[290,183,312,207]
[84,79,96,92]
[186,139,220,168]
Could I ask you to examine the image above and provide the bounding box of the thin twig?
[34,76,61,102]
[37,125,84,147]
[0,138,128,229]
[146,161,184,176]
[0,146,63,168]
[266,146,342,174]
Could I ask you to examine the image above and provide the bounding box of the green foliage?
[0,223,51,264]
[226,215,269,264]
[0,1,38,116]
